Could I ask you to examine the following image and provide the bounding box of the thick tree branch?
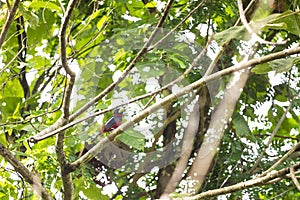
[56,0,78,199]
[160,98,200,198]
[0,143,53,200]
[175,162,300,199]
[68,45,300,171]
[186,67,250,193]
[0,0,20,49]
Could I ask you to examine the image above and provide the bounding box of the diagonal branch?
[175,162,300,199]
[67,45,300,172]
[290,167,300,191]
[0,0,20,49]
[160,98,200,198]
[259,141,300,177]
[0,143,53,200]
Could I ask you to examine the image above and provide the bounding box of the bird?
[99,107,124,134]
[77,107,124,158]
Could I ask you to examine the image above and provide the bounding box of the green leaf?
[97,15,108,30]
[114,48,126,61]
[145,2,156,8]
[19,6,39,29]
[275,94,287,102]
[273,11,300,36]
[169,54,188,69]
[251,57,298,74]
[117,130,145,151]
[136,62,165,79]
[214,26,248,45]
[0,97,22,119]
[81,184,109,200]
[0,132,8,147]
[232,113,252,139]
[26,1,61,12]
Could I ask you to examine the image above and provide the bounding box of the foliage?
[0,0,300,199]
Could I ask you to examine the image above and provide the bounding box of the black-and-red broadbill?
[99,108,124,134]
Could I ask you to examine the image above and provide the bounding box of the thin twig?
[148,0,207,51]
[0,0,20,49]
[237,0,286,45]
[259,141,300,177]
[250,103,292,173]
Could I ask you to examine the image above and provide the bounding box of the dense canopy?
[0,0,300,199]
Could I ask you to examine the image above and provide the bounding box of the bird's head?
[114,107,124,115]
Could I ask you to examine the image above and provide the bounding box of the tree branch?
[175,162,300,199]
[67,45,300,172]
[0,0,20,49]
[28,0,175,143]
[290,167,300,191]
[250,103,292,173]
[160,98,200,198]
[56,0,78,199]
[259,141,300,177]
[0,143,53,200]
[237,0,286,45]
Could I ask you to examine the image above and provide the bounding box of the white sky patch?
[154,0,166,12]
[112,70,122,82]
[171,84,183,94]
[102,183,118,197]
[111,90,129,106]
[70,60,83,110]
[268,71,285,86]
[121,14,141,22]
[254,101,272,117]
[130,68,142,84]
[0,52,5,70]
[107,64,116,71]
[196,22,214,37]
[38,84,52,105]
[145,77,159,92]
[176,30,196,44]
[35,39,50,59]
[207,40,221,60]
[53,28,59,37]
[25,69,37,86]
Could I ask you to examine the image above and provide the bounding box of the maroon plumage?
[99,108,123,134]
